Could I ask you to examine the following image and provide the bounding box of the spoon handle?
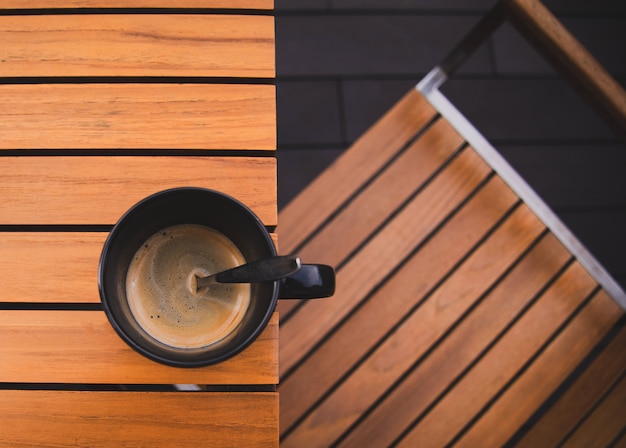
[196,256,301,289]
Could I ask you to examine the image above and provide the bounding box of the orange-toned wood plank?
[280,147,492,375]
[277,89,437,254]
[517,322,626,447]
[0,156,277,226]
[0,232,105,303]
[564,372,626,447]
[0,232,278,303]
[1,0,273,8]
[0,84,276,150]
[282,204,546,447]
[0,311,278,384]
[397,262,598,447]
[0,390,278,447]
[339,233,572,448]
[279,175,519,434]
[0,15,274,78]
[277,117,463,319]
[456,291,624,447]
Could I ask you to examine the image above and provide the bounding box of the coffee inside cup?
[125,224,250,349]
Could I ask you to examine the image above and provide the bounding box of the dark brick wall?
[275,0,626,288]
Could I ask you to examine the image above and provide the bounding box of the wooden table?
[0,2,278,446]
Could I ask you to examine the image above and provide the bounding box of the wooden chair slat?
[0,390,278,447]
[561,372,626,447]
[280,175,520,431]
[280,146,493,375]
[282,204,546,447]
[397,262,598,447]
[0,14,274,78]
[339,232,572,448]
[0,156,276,226]
[0,311,278,384]
[277,118,463,319]
[0,232,278,303]
[277,89,437,254]
[517,323,626,447]
[455,290,623,447]
[0,84,275,150]
[298,118,464,268]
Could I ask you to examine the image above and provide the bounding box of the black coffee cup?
[98,187,335,367]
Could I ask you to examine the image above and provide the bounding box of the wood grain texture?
[397,262,598,447]
[338,233,572,448]
[0,390,278,447]
[0,156,277,225]
[456,291,624,448]
[282,204,546,447]
[0,232,278,303]
[517,321,626,447]
[277,117,463,319]
[0,0,273,8]
[0,311,278,384]
[280,175,519,433]
[277,89,437,254]
[562,371,626,447]
[0,84,276,150]
[0,14,274,78]
[280,147,492,376]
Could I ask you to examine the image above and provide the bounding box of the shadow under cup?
[98,188,279,367]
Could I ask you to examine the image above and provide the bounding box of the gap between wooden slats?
[281,203,547,447]
[336,232,573,448]
[515,320,626,446]
[0,390,278,447]
[450,290,624,447]
[561,369,626,447]
[0,0,273,9]
[278,118,464,321]
[0,156,276,226]
[0,311,278,384]
[392,263,603,447]
[0,84,276,150]
[279,146,494,378]
[279,174,520,436]
[277,89,438,256]
[0,232,277,303]
[0,15,274,78]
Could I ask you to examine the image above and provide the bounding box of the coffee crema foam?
[126,224,250,349]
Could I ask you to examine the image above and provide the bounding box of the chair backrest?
[277,1,626,446]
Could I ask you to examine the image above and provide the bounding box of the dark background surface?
[274,0,626,290]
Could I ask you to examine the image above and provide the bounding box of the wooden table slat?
[0,15,274,78]
[0,232,278,303]
[0,311,278,384]
[0,390,278,447]
[0,84,276,150]
[1,0,273,8]
[0,156,277,225]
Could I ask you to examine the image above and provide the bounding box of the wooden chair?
[0,2,279,446]
[277,0,626,446]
